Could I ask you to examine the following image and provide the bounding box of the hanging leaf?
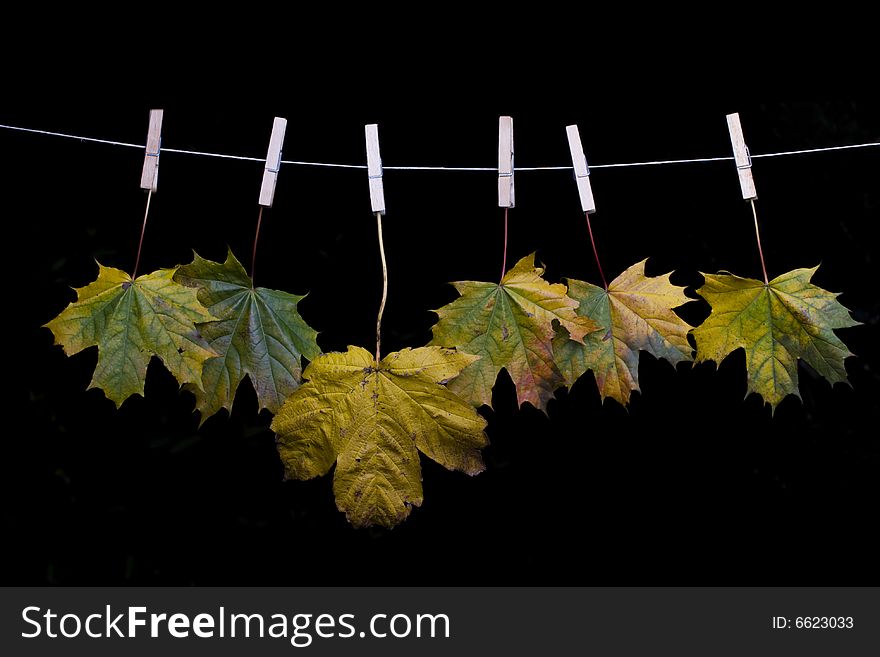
[429,253,597,411]
[45,264,217,407]
[174,249,320,423]
[692,267,859,411]
[272,345,488,529]
[553,259,694,405]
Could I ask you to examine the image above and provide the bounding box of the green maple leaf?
[173,249,320,423]
[429,253,597,411]
[553,259,694,405]
[45,264,217,407]
[692,267,859,411]
[272,345,488,529]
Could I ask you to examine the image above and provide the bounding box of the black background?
[2,36,878,585]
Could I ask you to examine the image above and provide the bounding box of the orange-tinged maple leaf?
[554,259,694,405]
[429,253,597,411]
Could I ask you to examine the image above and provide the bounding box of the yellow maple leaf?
[272,346,488,529]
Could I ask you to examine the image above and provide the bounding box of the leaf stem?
[251,206,265,286]
[375,211,388,365]
[585,211,608,290]
[750,199,769,285]
[500,207,509,282]
[132,190,153,280]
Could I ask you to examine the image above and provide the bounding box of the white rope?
[751,142,880,159]
[2,122,878,172]
[0,124,144,149]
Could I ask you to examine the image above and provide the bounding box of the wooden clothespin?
[565,125,596,214]
[140,109,163,192]
[259,117,287,207]
[498,116,515,208]
[365,124,386,215]
[726,113,757,200]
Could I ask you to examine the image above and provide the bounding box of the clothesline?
[1,122,878,171]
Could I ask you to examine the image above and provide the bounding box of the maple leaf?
[271,345,488,529]
[691,267,859,411]
[553,259,694,405]
[429,253,597,411]
[45,264,217,407]
[173,249,320,423]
